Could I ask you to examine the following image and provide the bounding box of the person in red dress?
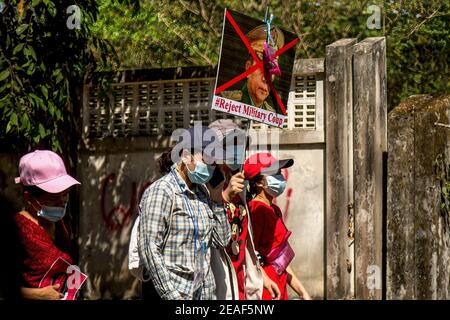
[221,166,280,300]
[244,152,311,300]
[14,150,81,299]
[209,120,280,300]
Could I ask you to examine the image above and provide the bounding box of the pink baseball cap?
[14,150,80,193]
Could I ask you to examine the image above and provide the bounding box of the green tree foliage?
[385,0,449,108]
[0,0,118,152]
[93,0,449,109]
[1,0,448,152]
[91,0,224,67]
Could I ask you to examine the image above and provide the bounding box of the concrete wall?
[387,95,450,300]
[275,147,325,299]
[78,141,167,299]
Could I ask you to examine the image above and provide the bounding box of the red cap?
[243,152,293,180]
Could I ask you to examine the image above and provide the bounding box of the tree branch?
[158,14,214,66]
[406,8,440,38]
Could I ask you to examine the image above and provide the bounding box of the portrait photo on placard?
[212,9,298,128]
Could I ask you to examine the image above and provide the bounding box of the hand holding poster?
[212,9,298,128]
[39,257,88,300]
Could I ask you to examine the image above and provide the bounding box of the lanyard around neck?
[171,168,205,254]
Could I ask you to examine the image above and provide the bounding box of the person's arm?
[20,284,63,300]
[210,200,231,249]
[286,265,312,300]
[261,268,281,300]
[209,172,245,249]
[138,181,182,300]
[250,202,268,256]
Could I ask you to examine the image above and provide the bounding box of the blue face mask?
[265,174,287,198]
[36,203,67,222]
[187,161,215,184]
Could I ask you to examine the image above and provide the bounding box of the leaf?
[46,1,57,17]
[0,83,11,94]
[41,86,48,99]
[52,138,62,153]
[48,101,55,117]
[55,109,62,120]
[31,0,42,7]
[38,99,47,111]
[21,60,32,69]
[16,24,29,35]
[12,80,21,92]
[24,46,37,61]
[53,69,64,84]
[10,113,18,126]
[0,70,10,81]
[27,65,35,76]
[14,71,24,87]
[29,93,39,101]
[21,113,30,131]
[39,123,46,138]
[13,43,25,55]
[29,93,46,111]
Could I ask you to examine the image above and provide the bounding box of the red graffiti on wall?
[272,168,293,222]
[100,168,294,231]
[100,173,153,232]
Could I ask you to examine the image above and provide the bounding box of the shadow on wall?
[78,146,164,299]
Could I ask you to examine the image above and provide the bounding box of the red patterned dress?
[15,213,73,290]
[224,196,248,300]
[248,199,290,300]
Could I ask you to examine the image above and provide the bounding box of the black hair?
[157,145,205,175]
[157,146,174,175]
[23,185,47,197]
[247,173,264,202]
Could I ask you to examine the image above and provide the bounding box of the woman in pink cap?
[244,152,311,300]
[14,150,81,300]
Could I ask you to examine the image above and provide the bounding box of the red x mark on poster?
[214,10,298,115]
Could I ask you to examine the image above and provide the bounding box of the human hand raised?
[222,171,245,203]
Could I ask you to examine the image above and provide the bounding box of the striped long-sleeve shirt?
[138,164,231,300]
